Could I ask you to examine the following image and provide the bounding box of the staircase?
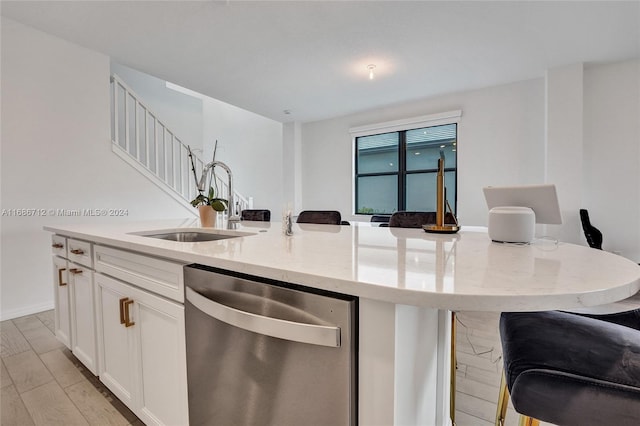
[109,74,248,216]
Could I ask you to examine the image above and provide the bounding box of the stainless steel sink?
[140,231,241,242]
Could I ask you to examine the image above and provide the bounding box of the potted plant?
[191,186,227,227]
[187,144,228,227]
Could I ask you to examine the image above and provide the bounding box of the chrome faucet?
[198,160,241,223]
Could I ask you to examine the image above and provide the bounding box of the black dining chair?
[296,210,342,225]
[370,214,391,224]
[388,211,457,228]
[496,309,640,426]
[241,209,271,222]
[579,209,603,250]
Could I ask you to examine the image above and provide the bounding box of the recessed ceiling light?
[367,64,376,80]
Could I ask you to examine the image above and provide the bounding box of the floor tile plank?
[66,380,130,426]
[1,320,31,357]
[1,384,35,426]
[36,311,56,334]
[21,381,89,426]
[3,350,54,393]
[13,315,45,333]
[40,349,86,389]
[1,359,13,388]
[18,322,64,355]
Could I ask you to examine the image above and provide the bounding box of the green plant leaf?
[190,194,207,207]
[211,199,227,212]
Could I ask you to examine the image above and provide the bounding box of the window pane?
[406,124,457,171]
[406,172,456,212]
[357,132,399,174]
[356,175,397,214]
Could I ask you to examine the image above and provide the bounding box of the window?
[354,121,457,215]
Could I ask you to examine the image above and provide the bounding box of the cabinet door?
[95,273,136,408]
[95,273,188,426]
[134,289,188,426]
[53,256,71,349]
[69,262,97,375]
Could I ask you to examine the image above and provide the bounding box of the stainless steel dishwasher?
[184,264,358,426]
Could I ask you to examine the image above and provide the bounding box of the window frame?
[350,110,461,216]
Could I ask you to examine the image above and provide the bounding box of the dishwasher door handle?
[186,287,341,347]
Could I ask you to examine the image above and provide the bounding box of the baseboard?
[0,301,55,321]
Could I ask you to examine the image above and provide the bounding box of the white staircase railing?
[110,74,248,216]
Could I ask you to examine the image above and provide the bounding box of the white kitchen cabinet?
[95,272,188,426]
[51,235,97,374]
[68,261,98,375]
[52,254,71,349]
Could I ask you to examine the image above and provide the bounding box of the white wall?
[282,121,303,215]
[583,60,640,261]
[301,78,546,227]
[202,98,283,216]
[544,63,585,244]
[0,18,191,319]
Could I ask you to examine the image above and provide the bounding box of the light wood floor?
[2,310,550,426]
[1,310,141,426]
[454,311,553,426]
[454,311,516,426]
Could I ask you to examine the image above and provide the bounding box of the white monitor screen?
[483,184,562,224]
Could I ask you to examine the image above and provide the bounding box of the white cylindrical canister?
[488,206,535,243]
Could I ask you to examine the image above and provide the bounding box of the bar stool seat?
[497,309,640,426]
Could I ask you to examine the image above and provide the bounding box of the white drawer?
[51,235,67,257]
[68,239,93,268]
[94,245,185,303]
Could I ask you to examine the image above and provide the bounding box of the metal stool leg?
[495,372,509,426]
[495,371,541,426]
[518,416,540,426]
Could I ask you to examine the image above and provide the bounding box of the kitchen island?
[45,219,640,426]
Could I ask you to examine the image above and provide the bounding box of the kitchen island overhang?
[45,219,640,312]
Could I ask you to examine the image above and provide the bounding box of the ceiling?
[2,1,639,123]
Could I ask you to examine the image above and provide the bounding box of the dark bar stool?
[496,309,640,426]
[370,214,391,224]
[579,209,603,249]
[388,211,456,228]
[241,209,271,221]
[296,210,342,225]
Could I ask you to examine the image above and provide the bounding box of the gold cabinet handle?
[123,299,135,328]
[58,268,67,286]
[119,297,127,324]
[70,249,85,255]
[52,243,64,249]
[69,268,83,275]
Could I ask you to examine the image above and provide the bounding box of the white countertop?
[45,219,640,312]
